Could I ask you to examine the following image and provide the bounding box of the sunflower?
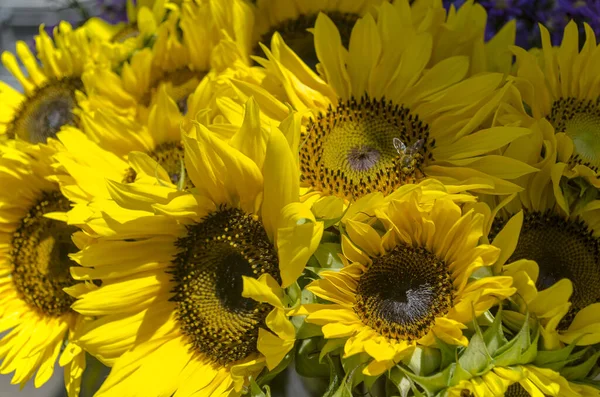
[249,0,385,71]
[449,365,586,397]
[0,141,86,396]
[82,0,168,68]
[0,22,110,144]
[79,0,254,127]
[218,1,537,207]
[481,118,600,349]
[296,188,515,376]
[508,21,600,187]
[64,101,323,396]
[411,0,517,75]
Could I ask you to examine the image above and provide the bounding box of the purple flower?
[96,0,130,24]
[558,0,600,42]
[442,0,599,48]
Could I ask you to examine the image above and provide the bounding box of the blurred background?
[0,0,100,89]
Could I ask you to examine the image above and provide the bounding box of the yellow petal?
[257,328,295,371]
[347,13,381,98]
[345,219,383,257]
[265,308,295,341]
[277,203,323,288]
[314,12,350,99]
[229,97,269,170]
[242,274,283,309]
[529,279,573,318]
[262,126,299,240]
[492,211,523,274]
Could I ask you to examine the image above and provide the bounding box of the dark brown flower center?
[354,244,453,341]
[300,95,433,201]
[171,207,280,365]
[122,141,193,189]
[11,191,78,316]
[255,11,359,71]
[140,67,205,113]
[8,78,83,144]
[500,210,600,329]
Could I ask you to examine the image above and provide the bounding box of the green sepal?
[319,338,346,363]
[286,281,302,306]
[449,361,476,386]
[341,353,368,388]
[434,334,459,370]
[388,366,413,397]
[534,337,582,371]
[80,353,110,397]
[250,379,271,397]
[292,316,323,339]
[407,346,442,376]
[328,360,364,397]
[311,197,346,229]
[561,349,600,381]
[482,307,508,356]
[493,311,535,367]
[296,337,331,378]
[321,230,342,244]
[397,362,455,396]
[470,266,494,280]
[313,243,344,269]
[560,176,599,214]
[458,317,493,376]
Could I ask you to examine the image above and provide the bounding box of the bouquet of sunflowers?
[0,0,599,396]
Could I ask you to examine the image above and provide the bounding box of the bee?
[393,137,424,170]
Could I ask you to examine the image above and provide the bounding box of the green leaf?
[449,362,475,386]
[313,243,344,269]
[296,337,331,378]
[483,307,508,356]
[257,349,295,387]
[562,349,600,381]
[399,363,455,396]
[408,346,442,376]
[434,334,459,370]
[458,319,492,375]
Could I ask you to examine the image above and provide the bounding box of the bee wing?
[393,137,406,153]
[406,138,425,154]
